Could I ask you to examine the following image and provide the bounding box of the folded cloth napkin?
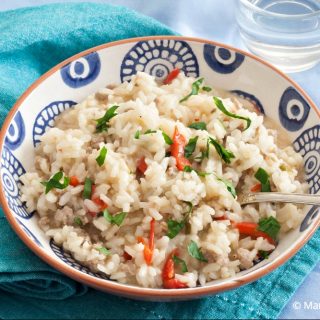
[0,2,319,319]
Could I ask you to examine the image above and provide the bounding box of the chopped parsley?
[144,129,157,134]
[216,176,237,198]
[258,250,270,259]
[95,146,108,167]
[183,166,211,177]
[188,122,207,130]
[134,129,157,139]
[257,216,280,241]
[167,202,193,239]
[162,131,173,145]
[167,219,186,239]
[95,105,119,133]
[103,209,127,226]
[180,78,204,103]
[173,255,188,273]
[209,137,235,164]
[187,240,208,262]
[213,97,251,130]
[83,177,93,199]
[41,171,70,194]
[73,217,83,227]
[184,136,198,158]
[254,168,271,192]
[134,130,140,139]
[202,86,212,92]
[98,247,111,256]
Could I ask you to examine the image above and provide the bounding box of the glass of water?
[236,0,320,73]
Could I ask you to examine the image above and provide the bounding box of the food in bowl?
[20,70,307,289]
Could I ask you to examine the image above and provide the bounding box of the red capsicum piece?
[137,219,155,265]
[163,68,180,85]
[251,183,261,192]
[137,157,148,174]
[144,218,155,265]
[91,196,108,210]
[123,252,132,261]
[233,222,275,245]
[171,127,191,171]
[69,176,80,187]
[162,249,188,289]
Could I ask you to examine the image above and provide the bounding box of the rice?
[20,71,308,288]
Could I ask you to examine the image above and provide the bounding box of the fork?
[238,192,320,206]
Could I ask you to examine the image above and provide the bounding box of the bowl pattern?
[0,37,319,298]
[33,100,77,147]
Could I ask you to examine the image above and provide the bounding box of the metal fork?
[238,192,320,206]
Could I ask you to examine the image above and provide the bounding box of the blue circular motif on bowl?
[231,90,265,114]
[33,100,77,147]
[1,147,31,218]
[120,39,199,82]
[4,111,25,151]
[279,87,310,131]
[17,218,43,247]
[293,125,320,194]
[50,240,109,279]
[203,44,245,74]
[60,52,101,88]
[300,206,319,232]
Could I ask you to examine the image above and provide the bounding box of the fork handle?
[239,192,320,206]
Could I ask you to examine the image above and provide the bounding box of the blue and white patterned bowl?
[0,36,319,300]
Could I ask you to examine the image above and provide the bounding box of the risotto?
[20,70,307,288]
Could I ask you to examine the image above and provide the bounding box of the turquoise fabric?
[0,2,319,319]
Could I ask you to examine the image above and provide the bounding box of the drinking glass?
[236,0,320,73]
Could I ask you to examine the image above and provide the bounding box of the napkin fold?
[0,2,319,319]
[0,218,88,300]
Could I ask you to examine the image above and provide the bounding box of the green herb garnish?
[184,201,194,215]
[96,146,108,167]
[98,247,111,256]
[74,217,83,227]
[180,78,204,103]
[83,177,93,199]
[187,240,208,262]
[134,130,141,139]
[254,168,271,192]
[135,129,157,138]
[167,219,186,239]
[214,97,251,130]
[184,136,198,158]
[41,171,70,194]
[173,255,188,273]
[188,122,207,130]
[183,166,193,173]
[183,166,211,177]
[258,216,280,241]
[162,131,173,145]
[258,250,270,259]
[209,137,235,164]
[217,176,237,198]
[144,129,157,134]
[96,105,119,132]
[103,209,127,227]
[202,86,212,92]
[167,202,193,239]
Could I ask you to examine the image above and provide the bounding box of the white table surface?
[0,0,319,318]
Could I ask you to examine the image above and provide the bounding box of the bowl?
[0,36,319,300]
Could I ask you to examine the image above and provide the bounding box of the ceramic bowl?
[0,36,319,300]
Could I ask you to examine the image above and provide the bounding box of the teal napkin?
[0,3,319,319]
